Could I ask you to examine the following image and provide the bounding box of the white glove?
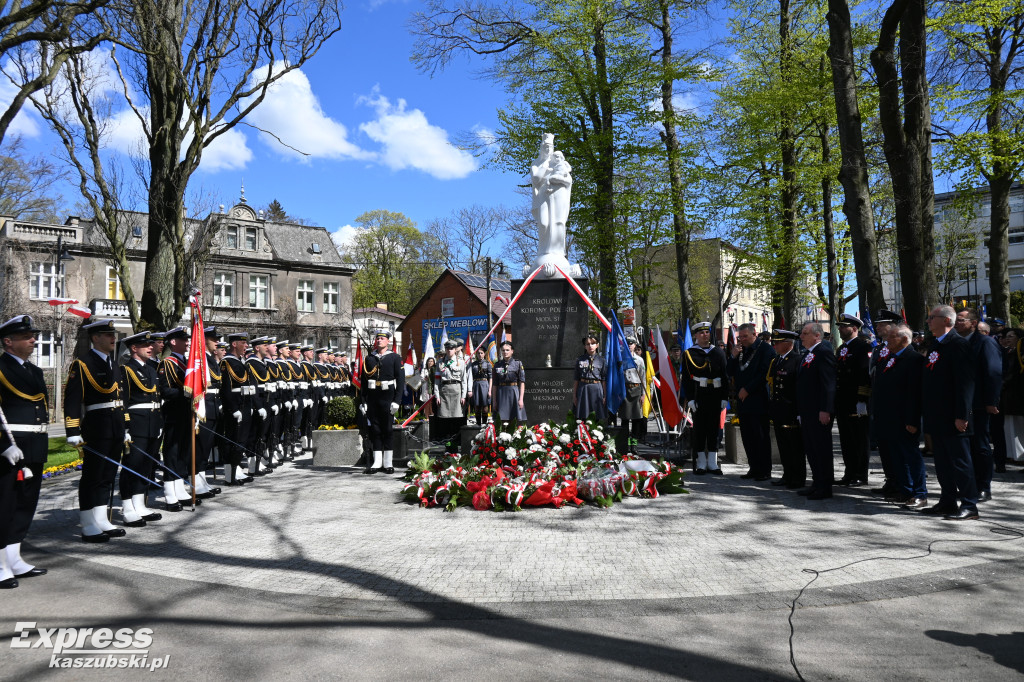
[158,428,163,438]
[856,402,868,416]
[291,400,298,409]
[687,400,697,411]
[721,400,728,410]
[271,405,279,415]
[303,399,311,408]
[390,402,399,415]
[359,403,367,415]
[124,432,132,444]
[1,445,24,466]
[321,396,329,403]
[67,436,84,447]
[341,381,350,387]
[258,408,267,419]
[233,410,243,423]
[797,416,802,424]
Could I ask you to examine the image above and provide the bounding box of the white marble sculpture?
[524,133,583,278]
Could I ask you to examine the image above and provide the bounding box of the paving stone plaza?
[4,436,1024,680]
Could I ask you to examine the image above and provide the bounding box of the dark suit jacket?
[921,333,975,437]
[796,341,836,419]
[0,352,49,462]
[965,331,1003,408]
[835,336,872,415]
[727,339,776,416]
[870,347,924,437]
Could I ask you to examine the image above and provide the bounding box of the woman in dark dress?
[573,333,607,422]
[470,348,492,425]
[490,341,526,425]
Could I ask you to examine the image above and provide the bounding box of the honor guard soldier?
[299,345,318,455]
[359,329,404,474]
[157,326,199,510]
[315,347,332,427]
[0,316,49,587]
[796,322,836,500]
[65,319,131,542]
[269,340,290,463]
[834,314,872,487]
[147,331,167,371]
[574,333,608,422]
[286,342,305,456]
[338,352,355,398]
[470,348,492,425]
[728,322,777,481]
[220,332,254,485]
[119,331,164,526]
[767,329,805,489]
[682,321,729,475]
[198,327,223,494]
[246,337,273,476]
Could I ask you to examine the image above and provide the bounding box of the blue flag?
[604,310,636,415]
[861,309,878,347]
[683,320,694,350]
[675,320,686,348]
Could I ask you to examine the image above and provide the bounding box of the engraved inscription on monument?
[512,278,589,369]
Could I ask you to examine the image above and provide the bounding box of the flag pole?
[190,302,197,511]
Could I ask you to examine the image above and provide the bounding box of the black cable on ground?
[787,520,1024,681]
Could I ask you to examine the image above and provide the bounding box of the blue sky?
[4,1,522,251]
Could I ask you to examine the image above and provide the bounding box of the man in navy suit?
[922,305,978,520]
[955,309,1002,502]
[796,322,836,499]
[728,323,776,481]
[871,323,927,508]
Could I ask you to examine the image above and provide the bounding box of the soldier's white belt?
[695,377,722,388]
[85,400,123,412]
[367,379,396,390]
[299,382,310,389]
[266,385,277,393]
[244,386,256,395]
[128,402,161,410]
[7,424,47,433]
[206,388,219,395]
[231,388,242,393]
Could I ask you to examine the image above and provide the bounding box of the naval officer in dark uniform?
[220,332,254,485]
[157,326,197,510]
[119,331,164,526]
[767,329,805,489]
[921,305,979,520]
[834,314,872,486]
[796,322,836,500]
[681,321,728,475]
[197,326,224,493]
[728,322,777,481]
[65,319,131,541]
[574,333,607,422]
[0,316,49,587]
[359,329,404,474]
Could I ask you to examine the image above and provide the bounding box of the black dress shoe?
[693,468,707,475]
[0,577,18,589]
[15,568,47,578]
[920,503,957,516]
[123,519,147,528]
[807,490,833,500]
[740,471,756,479]
[196,491,216,500]
[383,467,395,474]
[943,508,980,521]
[165,502,183,511]
[81,532,109,543]
[772,479,789,486]
[900,497,929,510]
[363,467,381,475]
[709,468,723,476]
[978,490,992,502]
[103,528,127,538]
[846,479,865,488]
[253,470,269,476]
[209,487,222,495]
[141,512,162,521]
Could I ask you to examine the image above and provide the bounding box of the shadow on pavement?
[925,629,1024,674]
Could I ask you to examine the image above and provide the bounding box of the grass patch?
[46,437,81,469]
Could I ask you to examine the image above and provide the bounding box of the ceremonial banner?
[352,337,363,391]
[654,326,683,428]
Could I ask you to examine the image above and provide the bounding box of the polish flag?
[351,337,363,391]
[68,305,91,319]
[654,326,683,428]
[404,342,416,377]
[47,297,79,306]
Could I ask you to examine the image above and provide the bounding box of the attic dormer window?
[244,226,258,250]
[131,225,143,238]
[311,243,321,254]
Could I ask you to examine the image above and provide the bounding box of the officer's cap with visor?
[0,315,40,337]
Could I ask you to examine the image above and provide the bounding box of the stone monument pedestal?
[511,277,589,425]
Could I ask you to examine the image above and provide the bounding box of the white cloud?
[197,126,253,172]
[242,65,370,161]
[357,88,476,180]
[472,125,498,147]
[0,82,40,138]
[332,224,362,254]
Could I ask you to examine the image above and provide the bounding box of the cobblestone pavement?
[25,449,1024,613]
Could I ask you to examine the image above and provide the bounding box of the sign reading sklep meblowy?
[11,622,170,671]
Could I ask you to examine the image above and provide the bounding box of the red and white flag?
[47,297,79,306]
[68,305,91,319]
[404,342,416,377]
[184,292,207,417]
[654,326,683,428]
[352,337,363,391]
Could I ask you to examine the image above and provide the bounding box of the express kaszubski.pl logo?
[11,622,170,671]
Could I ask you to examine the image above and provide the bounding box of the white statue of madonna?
[524,133,583,278]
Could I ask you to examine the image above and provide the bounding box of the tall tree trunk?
[778,0,799,327]
[870,0,931,329]
[592,11,617,310]
[825,0,885,316]
[820,122,840,346]
[986,27,1012,321]
[657,0,693,323]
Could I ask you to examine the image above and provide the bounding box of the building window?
[33,331,55,368]
[328,336,341,351]
[297,279,315,312]
[249,274,269,308]
[244,226,258,251]
[323,281,339,313]
[106,266,124,300]
[29,262,61,300]
[303,336,315,348]
[226,225,238,249]
[213,272,233,306]
[441,297,454,317]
